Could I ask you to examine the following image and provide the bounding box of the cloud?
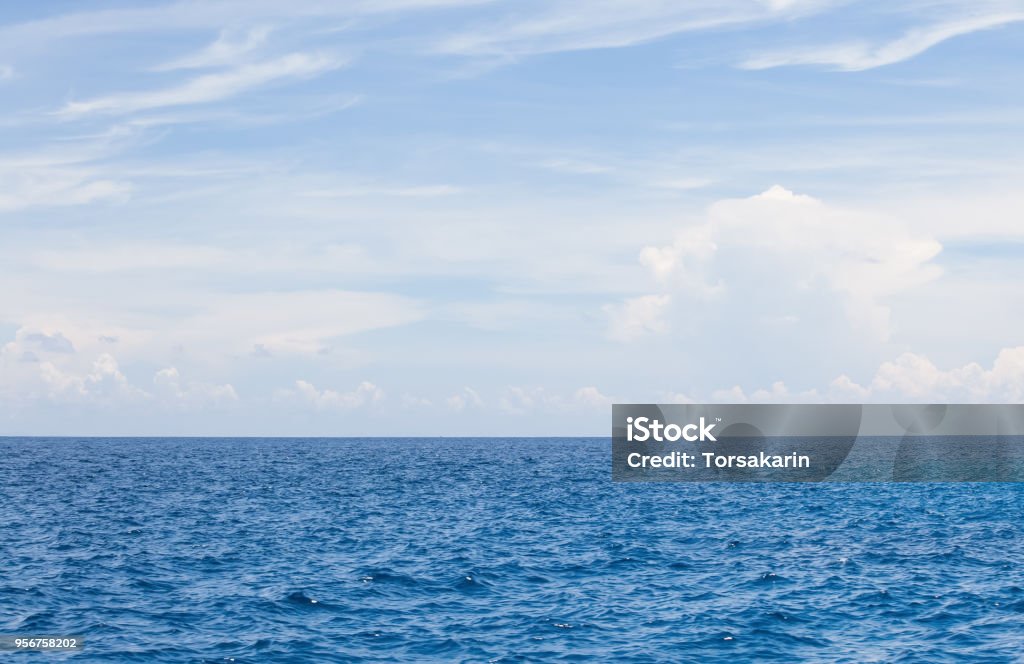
[634,185,942,341]
[0,165,130,213]
[189,290,424,356]
[661,391,695,404]
[59,52,345,116]
[283,379,384,410]
[39,353,147,403]
[0,65,13,80]
[858,348,1024,402]
[573,385,613,407]
[1,329,79,368]
[153,26,273,71]
[402,393,433,408]
[31,244,230,272]
[446,386,483,411]
[0,128,144,213]
[436,0,831,56]
[540,158,612,175]
[0,328,358,414]
[499,385,615,413]
[20,331,75,354]
[742,12,1024,71]
[0,0,490,47]
[650,178,714,191]
[604,294,671,342]
[303,184,464,198]
[153,367,238,407]
[702,347,1024,403]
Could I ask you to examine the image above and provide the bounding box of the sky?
[1,0,1024,436]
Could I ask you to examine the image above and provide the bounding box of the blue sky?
[1,0,1024,435]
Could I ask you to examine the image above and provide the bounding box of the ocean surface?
[2,437,1024,662]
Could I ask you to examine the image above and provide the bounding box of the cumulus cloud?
[573,385,613,407]
[703,347,1024,403]
[402,393,434,408]
[856,347,1024,402]
[446,386,483,411]
[604,294,671,342]
[632,185,942,341]
[0,328,243,411]
[661,391,695,404]
[38,353,147,403]
[281,380,385,410]
[153,367,238,408]
[499,385,614,413]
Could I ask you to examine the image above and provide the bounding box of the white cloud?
[0,330,84,403]
[153,366,238,407]
[650,178,714,191]
[0,1,490,46]
[437,0,832,56]
[153,26,273,71]
[702,347,1024,403]
[59,52,345,116]
[283,379,385,410]
[446,386,483,411]
[0,333,236,409]
[190,290,423,356]
[574,385,613,407]
[743,12,1024,71]
[0,65,13,80]
[661,391,695,404]
[604,294,671,342]
[499,385,615,413]
[303,184,464,198]
[637,185,942,341]
[39,353,147,403]
[540,158,612,175]
[638,224,719,296]
[860,348,1024,402]
[402,393,433,408]
[31,245,230,272]
[0,162,130,212]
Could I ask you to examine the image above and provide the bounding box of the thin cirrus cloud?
[57,52,346,117]
[435,0,833,56]
[0,0,486,46]
[151,26,274,71]
[742,11,1024,71]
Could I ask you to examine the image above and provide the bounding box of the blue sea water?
[2,437,1024,662]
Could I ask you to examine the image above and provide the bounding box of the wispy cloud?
[436,0,833,56]
[59,52,346,116]
[742,11,1024,71]
[0,152,131,212]
[303,184,464,198]
[0,0,490,46]
[0,64,13,80]
[152,26,273,71]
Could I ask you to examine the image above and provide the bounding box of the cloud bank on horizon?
[1,0,1023,435]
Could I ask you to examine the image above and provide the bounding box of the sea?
[1,437,1023,662]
